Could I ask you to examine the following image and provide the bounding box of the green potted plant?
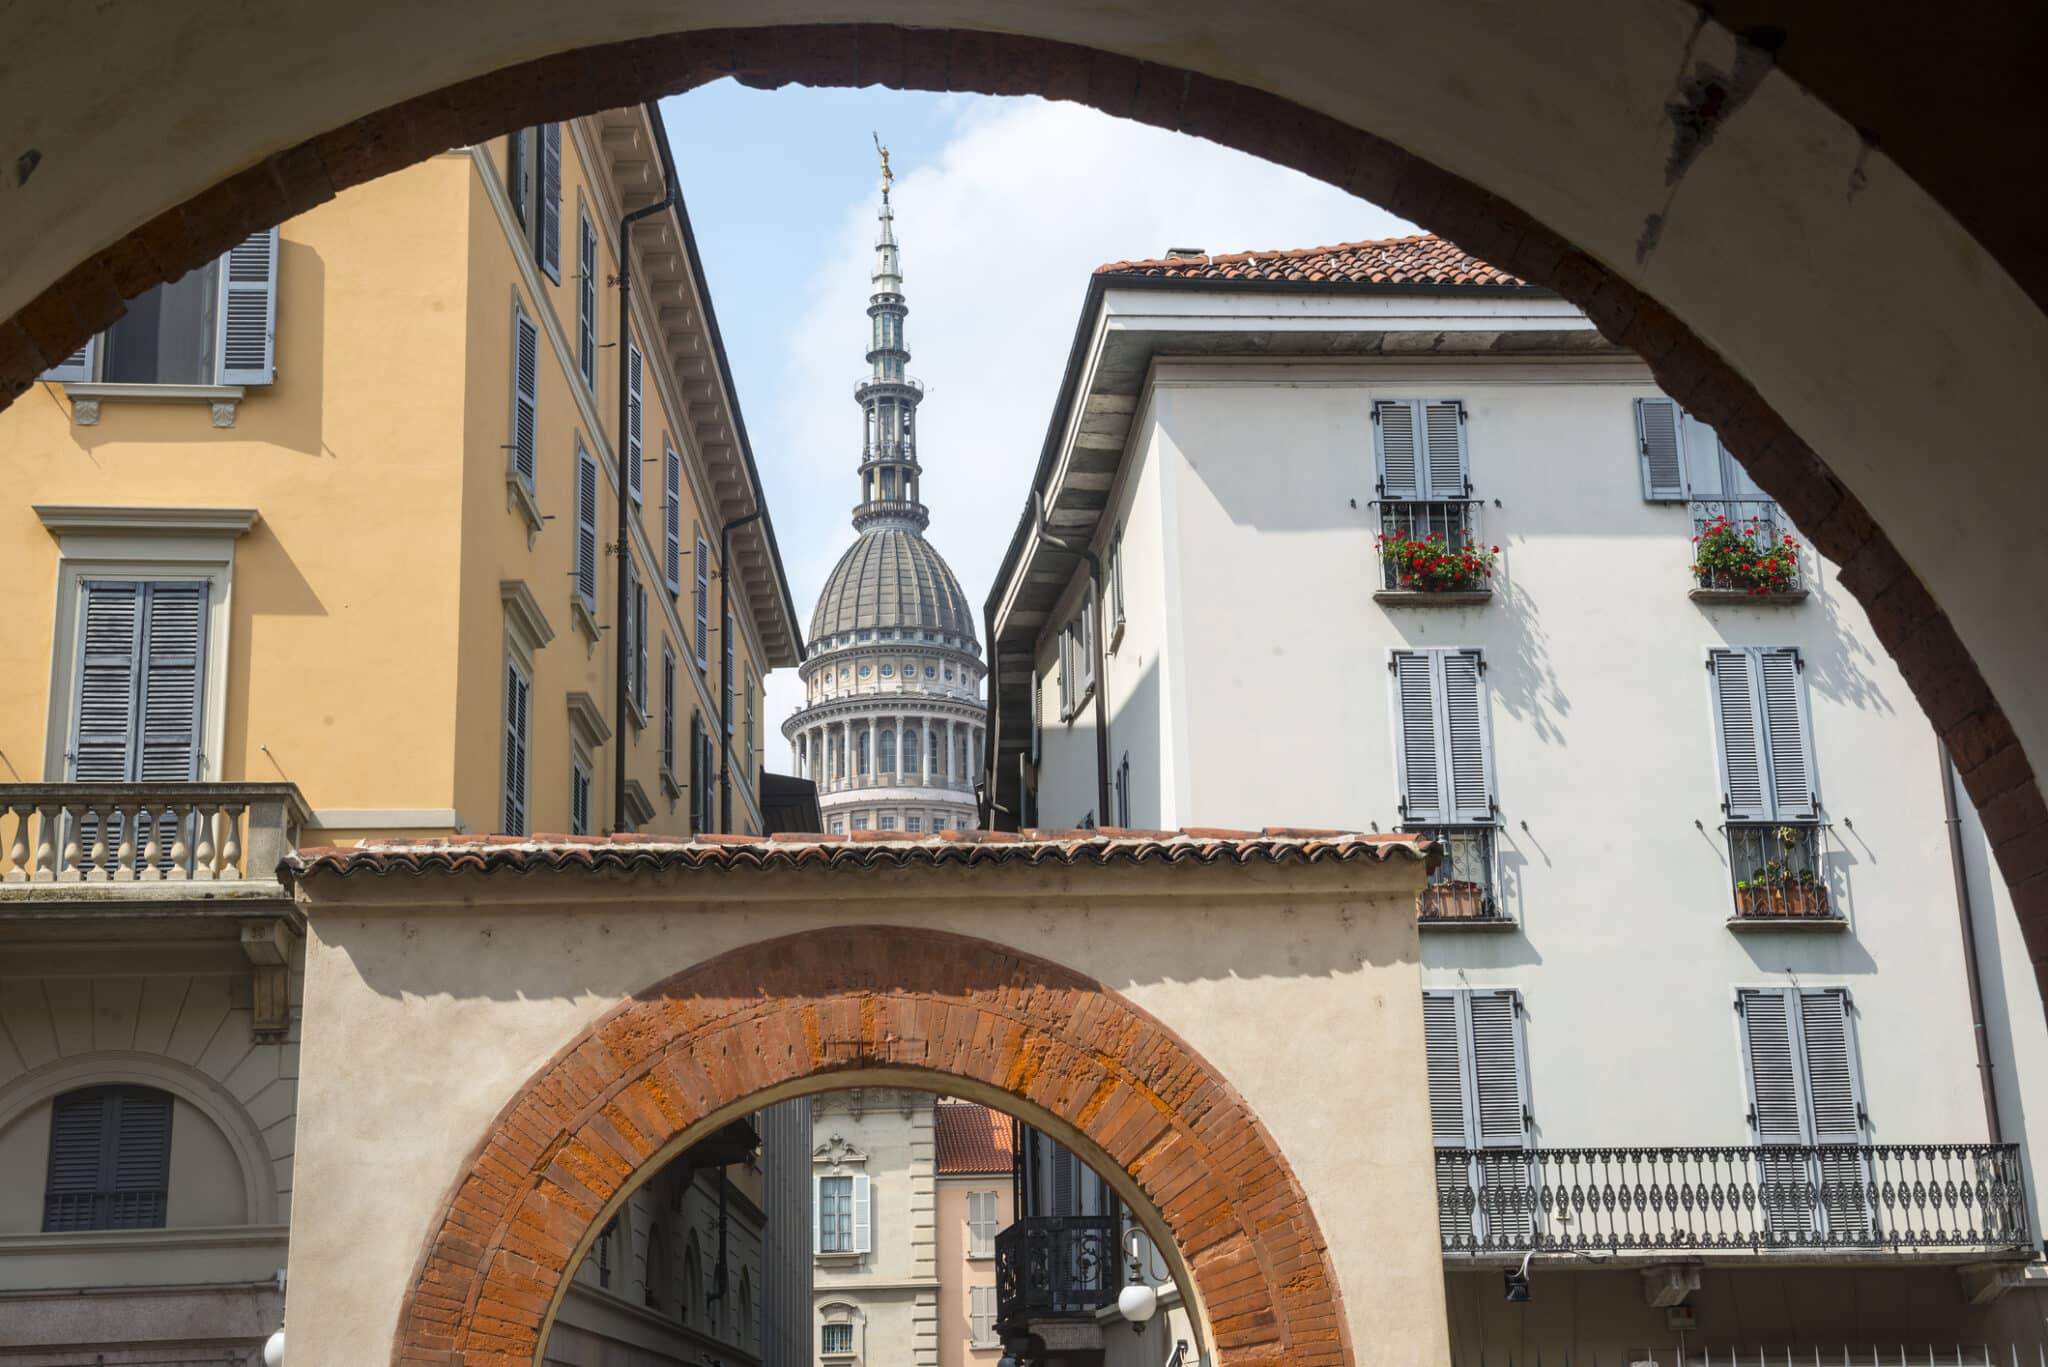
[1377,531,1498,592]
[1419,878,1490,920]
[1693,514,1802,595]
[1734,826,1830,917]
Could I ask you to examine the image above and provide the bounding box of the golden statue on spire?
[873,132,893,196]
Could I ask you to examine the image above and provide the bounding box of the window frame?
[42,1084,175,1232]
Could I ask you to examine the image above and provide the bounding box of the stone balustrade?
[0,782,310,885]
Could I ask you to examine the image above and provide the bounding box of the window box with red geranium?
[1688,500,1807,602]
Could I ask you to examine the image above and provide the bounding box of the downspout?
[1032,489,1111,826]
[979,594,1005,829]
[1939,741,2004,1143]
[612,176,677,832]
[717,511,764,832]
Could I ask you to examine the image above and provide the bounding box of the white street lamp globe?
[263,1328,285,1367]
[1117,1283,1158,1324]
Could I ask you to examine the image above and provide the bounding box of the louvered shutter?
[503,663,529,835]
[575,448,598,610]
[634,581,648,713]
[43,1091,107,1230]
[1423,993,1469,1148]
[1052,1147,1077,1213]
[538,123,562,284]
[811,1174,824,1253]
[511,310,539,490]
[851,1173,872,1253]
[1391,651,1445,823]
[136,584,206,784]
[43,1087,171,1232]
[1758,648,1818,819]
[215,228,280,385]
[43,334,97,383]
[1739,988,1817,1238]
[1441,650,1493,822]
[71,582,144,783]
[1374,400,1422,499]
[1467,992,1527,1148]
[1422,400,1467,497]
[1634,398,1687,500]
[108,1089,172,1228]
[664,446,683,592]
[1798,989,1869,1235]
[626,343,644,502]
[662,650,676,775]
[693,535,710,665]
[1709,650,1770,820]
[724,611,735,734]
[577,214,598,387]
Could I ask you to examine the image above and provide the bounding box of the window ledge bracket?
[505,473,544,549]
[65,381,246,428]
[1373,589,1493,608]
[570,597,602,657]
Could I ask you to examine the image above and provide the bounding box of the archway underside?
[6,24,2041,1011]
[394,923,1346,1366]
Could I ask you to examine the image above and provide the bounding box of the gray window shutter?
[1634,398,1687,500]
[71,582,144,782]
[1681,412,1730,499]
[45,1086,172,1232]
[1758,648,1818,819]
[634,581,648,711]
[1374,400,1422,499]
[43,1090,107,1230]
[626,343,644,502]
[1467,991,1528,1148]
[1423,992,1469,1149]
[1738,989,1807,1144]
[503,662,529,835]
[1797,990,1863,1143]
[43,334,97,384]
[511,309,539,490]
[108,1090,173,1227]
[1422,400,1468,498]
[724,611,735,734]
[577,213,598,388]
[575,447,598,610]
[1391,651,1445,823]
[693,534,710,665]
[1709,650,1770,820]
[662,650,676,774]
[136,583,207,784]
[216,228,279,385]
[1442,650,1494,822]
[852,1173,872,1253]
[664,446,683,593]
[538,123,562,284]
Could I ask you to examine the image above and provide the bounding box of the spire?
[852,137,927,533]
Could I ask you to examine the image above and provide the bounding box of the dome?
[809,527,978,647]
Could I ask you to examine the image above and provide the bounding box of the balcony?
[1411,825,1510,928]
[1374,499,1494,603]
[1690,499,1807,601]
[1435,1144,2029,1260]
[995,1215,1118,1332]
[1725,821,1839,926]
[0,782,309,886]
[853,374,924,399]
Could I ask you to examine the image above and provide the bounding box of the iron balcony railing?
[1725,821,1836,921]
[853,374,924,399]
[0,782,309,885]
[1376,498,1490,593]
[1690,498,1803,593]
[1436,1143,2029,1254]
[1410,824,1505,922]
[995,1214,1119,1330]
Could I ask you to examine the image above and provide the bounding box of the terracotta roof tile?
[1095,233,1529,289]
[935,1101,1013,1175]
[282,829,1431,881]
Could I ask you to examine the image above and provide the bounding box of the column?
[944,719,955,787]
[865,721,876,783]
[920,713,931,786]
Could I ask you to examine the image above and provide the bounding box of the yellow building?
[0,103,803,1365]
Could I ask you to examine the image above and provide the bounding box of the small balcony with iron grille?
[1689,499,1808,603]
[1724,821,1842,929]
[1373,499,1495,605]
[1410,825,1512,929]
[994,1214,1119,1337]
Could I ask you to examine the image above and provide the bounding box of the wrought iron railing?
[1725,821,1836,920]
[1690,498,1803,593]
[1376,499,1489,592]
[0,782,309,885]
[1410,824,1505,922]
[995,1214,1119,1329]
[1436,1143,2029,1254]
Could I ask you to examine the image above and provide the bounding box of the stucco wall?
[282,854,1444,1364]
[812,1089,937,1367]
[935,1170,1009,1367]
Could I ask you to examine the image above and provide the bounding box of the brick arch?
[5,24,2040,1009]
[394,922,1346,1366]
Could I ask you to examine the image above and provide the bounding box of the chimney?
[1164,246,1205,260]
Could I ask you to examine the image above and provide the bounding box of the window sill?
[65,381,246,428]
[815,1250,865,1263]
[1725,913,1847,933]
[1689,587,1810,605]
[1107,618,1126,655]
[1418,915,1519,932]
[571,596,602,656]
[506,473,543,548]
[661,767,682,802]
[1373,589,1492,607]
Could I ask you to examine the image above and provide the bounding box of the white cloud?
[760,96,1414,771]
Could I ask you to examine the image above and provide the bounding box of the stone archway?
[392,922,1345,1365]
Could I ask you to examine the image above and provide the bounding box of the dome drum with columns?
[783,149,986,834]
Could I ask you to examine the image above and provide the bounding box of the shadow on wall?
[1480,569,1569,747]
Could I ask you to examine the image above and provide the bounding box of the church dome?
[809,527,978,648]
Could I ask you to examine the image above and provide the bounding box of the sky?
[657,82,1416,770]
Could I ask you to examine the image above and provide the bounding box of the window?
[969,1284,998,1348]
[852,815,870,831]
[1390,649,1495,825]
[815,1173,870,1253]
[69,581,207,787]
[699,723,717,833]
[1373,398,1468,500]
[724,610,736,734]
[571,752,592,836]
[929,729,941,778]
[745,669,757,773]
[694,534,711,666]
[43,230,280,388]
[574,443,600,613]
[1108,525,1126,641]
[881,663,894,677]
[625,341,644,503]
[633,582,649,717]
[1114,752,1131,828]
[664,445,683,594]
[1633,397,1769,503]
[509,305,539,493]
[595,1216,617,1288]
[577,210,598,388]
[662,647,677,780]
[821,1322,855,1356]
[503,657,531,835]
[906,816,921,832]
[682,1237,701,1322]
[1738,987,1869,1237]
[1423,988,1531,1247]
[1030,671,1041,761]
[688,711,706,834]
[644,1226,668,1309]
[880,729,896,774]
[830,817,845,834]
[1057,608,1094,721]
[1709,648,1818,822]
[966,1190,998,1258]
[43,1085,173,1231]
[879,815,895,831]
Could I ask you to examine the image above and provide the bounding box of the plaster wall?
[282,856,1444,1363]
[935,1171,1009,1367]
[811,1088,937,1367]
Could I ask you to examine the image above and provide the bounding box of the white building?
[985,237,2048,1356]
[811,1089,939,1367]
[782,159,985,835]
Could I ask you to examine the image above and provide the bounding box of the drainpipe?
[1031,489,1111,826]
[1939,741,2004,1143]
[717,511,764,832]
[611,174,678,832]
[979,595,1006,829]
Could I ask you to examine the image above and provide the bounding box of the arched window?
[901,727,918,774]
[857,730,870,776]
[43,1084,173,1231]
[643,1225,667,1309]
[880,728,896,772]
[929,729,941,777]
[682,1234,702,1325]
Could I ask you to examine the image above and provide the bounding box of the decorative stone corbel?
[1640,1262,1701,1308]
[211,399,238,428]
[72,398,100,426]
[240,917,294,1043]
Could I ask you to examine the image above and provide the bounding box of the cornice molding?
[36,504,259,537]
[500,579,558,655]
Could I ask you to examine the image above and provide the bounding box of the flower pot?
[1420,880,1490,920]
[1734,883,1830,918]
